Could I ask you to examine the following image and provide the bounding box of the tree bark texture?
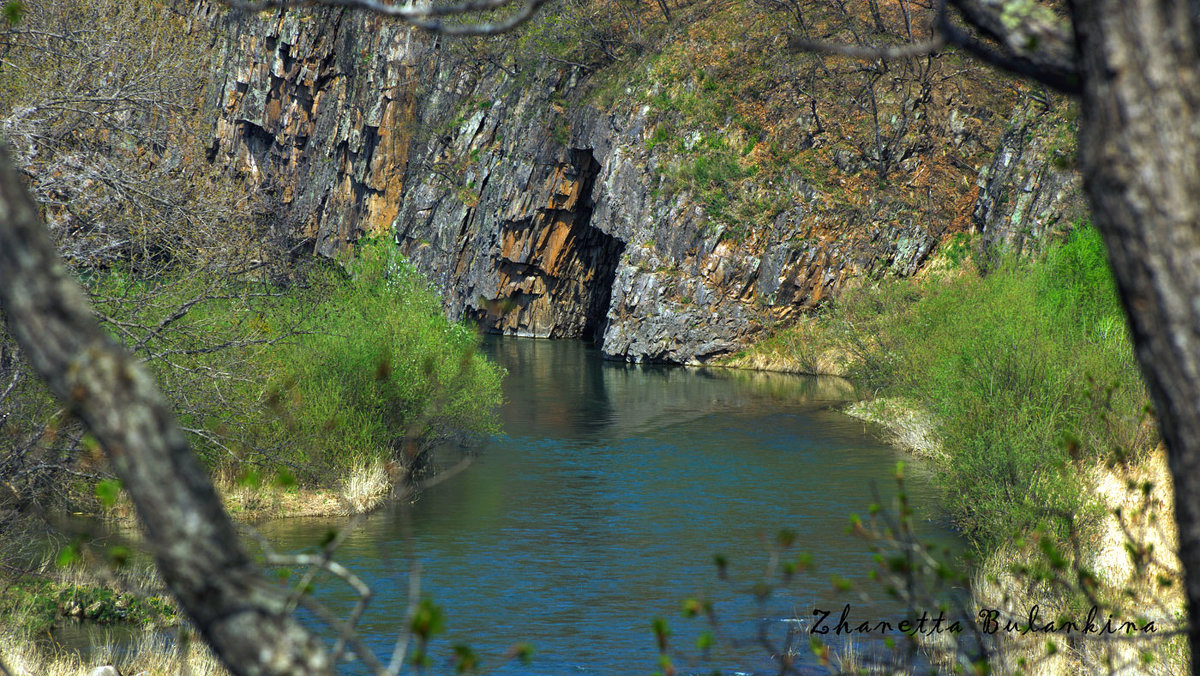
[1069,0,1200,668]
[0,145,332,675]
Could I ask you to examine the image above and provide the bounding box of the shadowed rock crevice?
[474,148,625,343]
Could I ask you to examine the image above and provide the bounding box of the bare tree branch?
[941,0,1080,93]
[786,34,945,59]
[0,144,332,676]
[781,0,1081,93]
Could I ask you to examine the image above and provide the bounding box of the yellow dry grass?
[0,629,227,676]
[717,315,853,377]
[971,445,1186,675]
[338,458,392,515]
[102,460,401,525]
[214,459,397,520]
[844,397,944,461]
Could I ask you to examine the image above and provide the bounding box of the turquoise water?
[256,337,964,674]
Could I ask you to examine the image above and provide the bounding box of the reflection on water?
[256,337,960,675]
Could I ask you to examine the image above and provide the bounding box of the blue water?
[256,336,963,674]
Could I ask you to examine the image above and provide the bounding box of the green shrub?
[832,223,1150,550]
[85,240,503,485]
[254,241,503,479]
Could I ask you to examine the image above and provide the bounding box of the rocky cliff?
[973,103,1086,256]
[202,2,1081,364]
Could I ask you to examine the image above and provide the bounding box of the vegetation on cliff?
[209,0,1060,363]
[487,0,1022,248]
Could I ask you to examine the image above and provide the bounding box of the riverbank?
[5,238,502,522]
[0,631,226,676]
[0,456,403,675]
[0,244,505,673]
[0,563,211,676]
[719,223,1187,672]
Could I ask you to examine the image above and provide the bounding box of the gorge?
[3,1,1180,674]
[201,2,1083,363]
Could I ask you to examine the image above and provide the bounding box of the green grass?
[85,240,503,485]
[820,223,1151,550]
[0,577,176,634]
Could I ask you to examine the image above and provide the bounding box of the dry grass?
[0,629,227,676]
[970,446,1186,675]
[338,458,392,515]
[1090,444,1180,593]
[844,397,944,461]
[717,316,852,377]
[212,459,398,520]
[832,637,869,674]
[102,463,400,524]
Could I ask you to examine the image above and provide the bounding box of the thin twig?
[386,560,423,676]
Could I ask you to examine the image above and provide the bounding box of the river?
[254,336,962,674]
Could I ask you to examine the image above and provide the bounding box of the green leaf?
[713,553,728,579]
[319,528,339,548]
[56,542,80,568]
[410,597,445,638]
[652,616,671,653]
[238,468,262,490]
[2,0,25,25]
[273,468,296,489]
[452,644,479,673]
[776,528,797,549]
[95,478,122,508]
[107,545,130,568]
[511,642,535,665]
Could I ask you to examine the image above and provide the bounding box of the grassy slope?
[733,225,1186,670]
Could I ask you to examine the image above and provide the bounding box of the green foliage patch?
[86,240,503,485]
[255,241,503,479]
[824,224,1151,550]
[0,577,176,634]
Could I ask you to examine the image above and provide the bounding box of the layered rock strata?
[204,6,1074,363]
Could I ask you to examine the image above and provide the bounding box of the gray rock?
[202,7,1078,364]
[974,104,1086,256]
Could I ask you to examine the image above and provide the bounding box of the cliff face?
[973,104,1086,255]
[203,4,1080,364]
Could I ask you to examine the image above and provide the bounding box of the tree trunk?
[1070,0,1200,667]
[0,146,332,676]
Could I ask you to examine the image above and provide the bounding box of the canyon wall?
[203,4,1082,364]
